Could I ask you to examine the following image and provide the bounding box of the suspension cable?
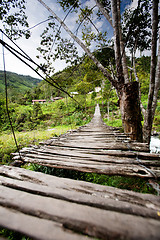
[0,37,83,108]
[1,34,22,162]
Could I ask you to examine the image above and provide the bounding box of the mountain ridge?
[0,71,41,97]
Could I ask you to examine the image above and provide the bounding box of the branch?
[37,0,116,88]
[111,0,124,86]
[117,0,129,84]
[48,0,79,57]
[94,0,113,27]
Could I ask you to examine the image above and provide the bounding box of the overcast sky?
[0,0,148,79]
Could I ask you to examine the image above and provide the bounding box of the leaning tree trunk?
[119,82,143,142]
[111,0,143,142]
[143,0,159,144]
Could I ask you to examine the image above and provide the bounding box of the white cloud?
[0,0,70,78]
[125,0,138,11]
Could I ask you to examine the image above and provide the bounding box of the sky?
[0,0,149,79]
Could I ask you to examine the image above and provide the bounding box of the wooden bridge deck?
[0,165,160,240]
[0,104,160,239]
[13,104,160,178]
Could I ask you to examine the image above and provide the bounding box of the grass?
[0,228,30,240]
[103,118,122,128]
[0,125,74,164]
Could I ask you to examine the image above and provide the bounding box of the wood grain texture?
[0,165,160,240]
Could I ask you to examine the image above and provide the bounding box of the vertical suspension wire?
[2,33,22,162]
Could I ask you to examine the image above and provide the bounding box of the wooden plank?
[14,148,160,167]
[19,156,156,177]
[13,151,160,175]
[0,165,159,213]
[22,145,159,160]
[43,141,149,152]
[0,166,160,240]
[0,206,92,240]
[0,169,159,220]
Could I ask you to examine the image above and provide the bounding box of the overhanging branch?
[37,0,116,88]
[94,0,113,27]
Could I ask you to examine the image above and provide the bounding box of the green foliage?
[82,173,159,194]
[0,126,74,165]
[136,56,151,96]
[104,118,122,128]
[91,91,97,100]
[0,71,41,101]
[122,0,151,53]
[0,228,30,240]
[152,101,160,132]
[0,0,30,39]
[0,96,94,165]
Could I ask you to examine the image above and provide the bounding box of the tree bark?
[119,82,143,142]
[111,0,142,141]
[143,0,159,144]
[95,0,113,26]
[111,0,124,87]
[117,0,129,84]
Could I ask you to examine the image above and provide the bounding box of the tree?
[143,0,159,143]
[37,0,159,143]
[0,0,30,39]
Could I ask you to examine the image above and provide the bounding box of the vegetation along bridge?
[0,104,160,239]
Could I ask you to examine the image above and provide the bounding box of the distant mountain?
[0,71,41,97]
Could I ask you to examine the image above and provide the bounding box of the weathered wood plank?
[19,156,157,177]
[13,153,160,170]
[0,167,159,220]
[22,145,158,160]
[0,166,159,209]
[0,166,160,240]
[0,206,92,240]
[42,141,149,152]
[17,147,160,165]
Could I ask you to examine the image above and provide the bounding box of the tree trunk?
[117,0,129,84]
[111,0,142,141]
[143,0,159,144]
[119,82,143,142]
[152,29,160,120]
[95,0,113,26]
[111,0,124,86]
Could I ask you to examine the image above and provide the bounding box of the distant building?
[52,97,63,101]
[32,99,46,104]
[70,92,78,96]
[95,87,101,93]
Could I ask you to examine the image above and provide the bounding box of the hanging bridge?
[0,104,160,240]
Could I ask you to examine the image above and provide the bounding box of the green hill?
[0,71,41,98]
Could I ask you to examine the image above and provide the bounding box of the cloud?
[0,0,71,78]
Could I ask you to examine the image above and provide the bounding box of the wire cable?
[47,0,79,58]
[1,34,23,162]
[25,18,50,32]
[0,38,83,108]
